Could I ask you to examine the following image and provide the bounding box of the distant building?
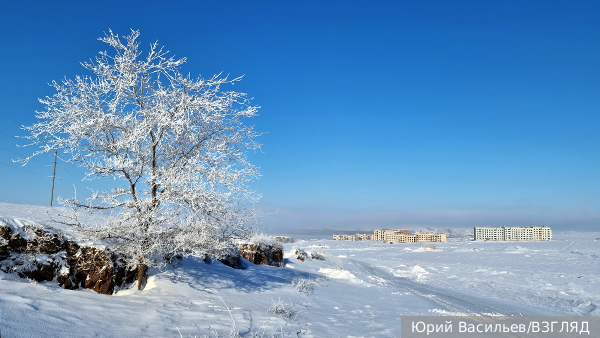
[474,226,552,241]
[373,230,409,241]
[383,232,446,244]
[373,230,447,243]
[385,233,417,243]
[269,235,294,243]
[333,229,447,243]
[415,232,447,243]
[333,233,372,241]
[354,233,373,241]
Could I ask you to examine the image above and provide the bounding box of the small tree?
[20,30,261,286]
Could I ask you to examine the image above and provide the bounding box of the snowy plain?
[1,203,599,337]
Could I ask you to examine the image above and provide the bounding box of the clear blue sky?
[0,1,599,232]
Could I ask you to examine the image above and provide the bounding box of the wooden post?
[50,150,57,207]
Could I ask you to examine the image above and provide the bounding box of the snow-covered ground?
[1,203,599,337]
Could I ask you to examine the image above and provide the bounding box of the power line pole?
[50,150,57,207]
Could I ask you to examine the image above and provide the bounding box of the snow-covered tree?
[20,30,261,284]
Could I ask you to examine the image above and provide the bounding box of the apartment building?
[373,230,446,243]
[385,233,417,243]
[333,229,447,243]
[332,233,373,241]
[415,232,447,243]
[269,236,294,243]
[373,229,409,241]
[354,233,373,241]
[474,226,552,241]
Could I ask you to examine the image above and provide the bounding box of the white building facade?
[474,226,552,241]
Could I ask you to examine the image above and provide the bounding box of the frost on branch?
[19,29,262,276]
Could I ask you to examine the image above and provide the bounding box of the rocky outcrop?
[239,243,283,267]
[214,247,242,268]
[0,221,138,295]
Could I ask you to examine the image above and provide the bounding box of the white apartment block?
[415,232,447,243]
[474,226,552,241]
[385,234,417,243]
[333,233,373,241]
[269,235,294,243]
[334,230,447,243]
[373,229,409,241]
[373,230,446,243]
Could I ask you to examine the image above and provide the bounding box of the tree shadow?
[163,257,315,293]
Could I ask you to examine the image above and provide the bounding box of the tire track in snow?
[349,259,513,316]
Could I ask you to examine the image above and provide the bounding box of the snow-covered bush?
[293,247,308,261]
[268,298,298,321]
[310,250,326,260]
[292,247,325,262]
[19,30,262,283]
[314,275,329,286]
[291,278,313,295]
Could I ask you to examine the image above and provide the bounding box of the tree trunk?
[136,264,148,290]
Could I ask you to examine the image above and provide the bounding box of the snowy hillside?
[1,203,599,337]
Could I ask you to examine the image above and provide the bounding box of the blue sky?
[0,1,599,232]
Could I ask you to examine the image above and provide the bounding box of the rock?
[0,222,151,295]
[18,262,56,282]
[214,247,242,268]
[114,261,138,288]
[0,223,13,240]
[57,274,74,290]
[36,234,62,254]
[425,245,436,250]
[218,253,241,269]
[238,243,283,267]
[72,247,116,295]
[7,236,28,253]
[0,244,8,261]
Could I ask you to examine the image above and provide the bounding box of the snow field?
[1,203,599,337]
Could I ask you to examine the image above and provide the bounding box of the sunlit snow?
[1,203,599,337]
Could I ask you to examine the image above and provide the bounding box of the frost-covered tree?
[20,30,261,283]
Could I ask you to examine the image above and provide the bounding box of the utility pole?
[50,150,57,207]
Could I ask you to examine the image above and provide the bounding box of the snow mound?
[318,268,362,284]
[505,246,530,254]
[393,265,429,281]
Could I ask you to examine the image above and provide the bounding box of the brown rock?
[114,263,138,287]
[1,226,130,295]
[18,263,56,282]
[0,244,8,261]
[71,247,116,295]
[238,244,283,267]
[218,252,241,268]
[35,234,62,254]
[8,237,28,253]
[84,265,115,295]
[239,244,262,264]
[0,223,12,240]
[57,274,74,290]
